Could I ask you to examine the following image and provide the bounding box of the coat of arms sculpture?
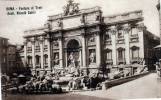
[63,0,80,16]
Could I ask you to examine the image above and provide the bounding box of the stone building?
[156,0,161,42]
[154,0,161,61]
[23,0,159,76]
[15,45,28,75]
[7,44,17,75]
[0,36,8,74]
[0,36,25,75]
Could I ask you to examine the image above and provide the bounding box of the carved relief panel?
[87,34,95,46]
[52,39,59,49]
[53,52,59,66]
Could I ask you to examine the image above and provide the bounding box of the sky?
[0,0,160,44]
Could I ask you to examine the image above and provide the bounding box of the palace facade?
[23,0,159,76]
[154,0,161,61]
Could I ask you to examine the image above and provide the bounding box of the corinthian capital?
[39,37,44,44]
[109,26,117,35]
[136,22,145,31]
[123,24,131,33]
[23,41,27,46]
[30,38,35,44]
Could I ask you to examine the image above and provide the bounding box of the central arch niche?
[67,39,79,51]
[66,39,81,67]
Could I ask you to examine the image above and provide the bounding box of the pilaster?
[58,37,63,68]
[95,32,101,67]
[47,37,51,70]
[81,33,87,68]
[40,37,44,69]
[123,24,131,64]
[31,39,36,69]
[110,26,117,65]
[137,22,145,58]
[24,41,27,67]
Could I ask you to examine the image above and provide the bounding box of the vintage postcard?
[0,0,161,100]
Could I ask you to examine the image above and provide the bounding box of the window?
[35,55,40,65]
[27,56,32,65]
[35,41,40,52]
[44,55,48,65]
[44,39,48,51]
[118,50,123,59]
[105,32,111,40]
[131,46,139,59]
[117,48,125,60]
[131,27,138,35]
[106,50,112,60]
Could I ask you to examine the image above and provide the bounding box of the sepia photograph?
[0,0,161,100]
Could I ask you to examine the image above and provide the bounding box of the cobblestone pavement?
[74,73,161,99]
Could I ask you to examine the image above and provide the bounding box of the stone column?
[79,50,82,66]
[124,24,130,64]
[40,39,44,69]
[65,51,68,67]
[24,41,27,67]
[47,38,51,70]
[31,40,36,69]
[58,38,63,68]
[111,27,117,65]
[95,32,101,67]
[82,35,86,68]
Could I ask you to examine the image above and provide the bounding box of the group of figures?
[5,67,105,94]
[18,73,62,94]
[68,51,96,67]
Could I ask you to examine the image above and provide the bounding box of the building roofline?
[0,36,9,40]
[104,10,142,18]
[48,6,102,21]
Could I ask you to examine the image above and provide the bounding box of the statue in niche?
[63,0,80,16]
[88,37,95,43]
[67,52,78,75]
[57,20,62,27]
[68,52,75,67]
[89,51,95,64]
[54,53,59,65]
